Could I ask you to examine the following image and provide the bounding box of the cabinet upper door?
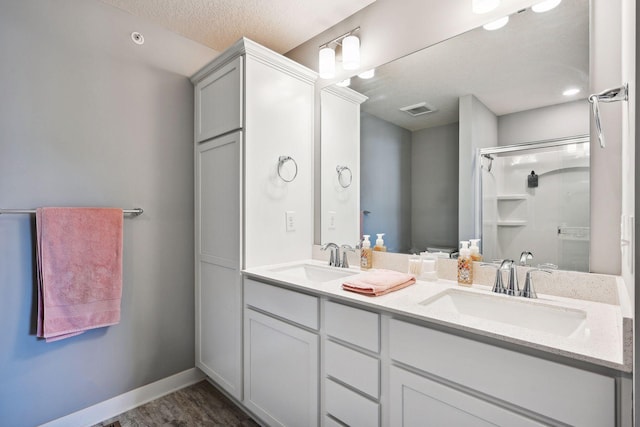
[195,57,243,142]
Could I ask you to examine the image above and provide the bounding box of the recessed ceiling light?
[483,16,509,31]
[532,0,562,13]
[563,88,580,96]
[336,78,351,87]
[472,0,500,14]
[358,69,375,79]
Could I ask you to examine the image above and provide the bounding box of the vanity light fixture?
[358,69,375,79]
[562,87,580,96]
[483,16,509,31]
[336,78,351,87]
[472,0,500,14]
[342,35,360,70]
[318,27,361,79]
[318,46,336,79]
[532,0,562,13]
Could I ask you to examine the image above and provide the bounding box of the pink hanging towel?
[36,207,123,342]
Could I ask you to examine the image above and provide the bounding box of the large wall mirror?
[320,0,590,271]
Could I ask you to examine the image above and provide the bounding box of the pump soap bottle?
[457,241,473,286]
[361,235,373,270]
[374,233,387,252]
[469,239,482,262]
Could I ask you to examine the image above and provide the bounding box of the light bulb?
[532,0,562,13]
[472,0,500,14]
[358,69,375,79]
[342,35,360,70]
[318,47,335,79]
[483,16,509,31]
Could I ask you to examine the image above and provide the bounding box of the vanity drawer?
[325,378,379,427]
[325,340,379,399]
[389,319,615,427]
[324,300,379,352]
[244,278,318,330]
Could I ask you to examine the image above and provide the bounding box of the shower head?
[482,154,494,172]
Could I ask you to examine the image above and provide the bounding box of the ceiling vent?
[399,102,437,117]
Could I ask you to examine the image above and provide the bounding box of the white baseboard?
[40,367,206,427]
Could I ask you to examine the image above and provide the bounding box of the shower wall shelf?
[497,220,527,227]
[496,194,528,201]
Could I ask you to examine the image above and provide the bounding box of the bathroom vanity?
[242,259,632,427]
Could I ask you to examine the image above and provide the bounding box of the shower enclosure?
[478,135,590,272]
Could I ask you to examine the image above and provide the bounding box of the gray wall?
[0,1,215,426]
[498,100,590,145]
[411,123,459,251]
[360,113,412,253]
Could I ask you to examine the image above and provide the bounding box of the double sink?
[268,262,588,339]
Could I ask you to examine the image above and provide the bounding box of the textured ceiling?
[348,0,589,131]
[100,0,376,54]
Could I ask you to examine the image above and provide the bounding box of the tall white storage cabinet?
[192,38,316,402]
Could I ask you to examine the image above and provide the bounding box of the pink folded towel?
[342,269,416,297]
[36,207,123,342]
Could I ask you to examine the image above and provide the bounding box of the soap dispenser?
[374,233,387,252]
[457,241,473,286]
[360,235,373,270]
[469,239,482,262]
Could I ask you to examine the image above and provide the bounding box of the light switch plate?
[286,211,296,232]
[328,211,336,230]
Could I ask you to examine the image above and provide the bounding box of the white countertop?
[243,259,631,373]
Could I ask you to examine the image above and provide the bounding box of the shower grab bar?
[0,208,144,216]
[588,83,628,149]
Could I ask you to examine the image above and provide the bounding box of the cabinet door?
[195,57,243,142]
[390,366,543,427]
[244,308,319,427]
[195,132,242,399]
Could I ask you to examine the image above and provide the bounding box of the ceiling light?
[472,0,500,14]
[563,87,580,96]
[532,0,562,13]
[483,16,509,31]
[342,35,360,70]
[336,78,351,87]
[358,69,375,79]
[318,47,335,79]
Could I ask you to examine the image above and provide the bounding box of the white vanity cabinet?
[389,319,615,427]
[323,301,381,426]
[244,279,319,427]
[192,38,316,402]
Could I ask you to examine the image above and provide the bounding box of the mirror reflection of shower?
[479,136,590,272]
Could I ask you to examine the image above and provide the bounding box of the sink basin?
[269,263,356,283]
[419,289,587,337]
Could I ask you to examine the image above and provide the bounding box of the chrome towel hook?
[336,165,352,188]
[588,83,628,149]
[277,156,298,182]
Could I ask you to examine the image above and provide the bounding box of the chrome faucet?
[519,251,533,266]
[505,260,520,296]
[321,243,340,267]
[521,264,556,298]
[340,244,355,268]
[481,260,510,294]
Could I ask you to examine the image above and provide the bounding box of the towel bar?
[0,208,144,216]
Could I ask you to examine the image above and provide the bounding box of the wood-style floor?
[93,381,259,427]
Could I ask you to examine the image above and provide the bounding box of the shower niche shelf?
[497,220,527,227]
[496,194,528,201]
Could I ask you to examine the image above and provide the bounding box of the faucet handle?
[537,263,558,270]
[480,260,509,294]
[321,243,339,267]
[521,268,553,299]
[340,244,355,268]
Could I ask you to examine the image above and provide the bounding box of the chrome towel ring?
[588,83,628,149]
[336,165,352,188]
[278,156,298,182]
